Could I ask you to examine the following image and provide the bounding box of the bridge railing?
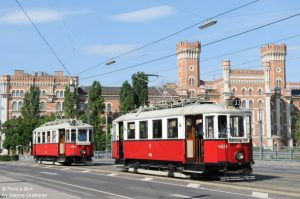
[253,146,300,161]
[93,150,112,159]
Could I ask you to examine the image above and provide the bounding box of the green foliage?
[0,155,19,161]
[21,85,40,119]
[294,114,300,146]
[64,84,78,118]
[119,80,135,113]
[132,72,149,107]
[88,81,105,150]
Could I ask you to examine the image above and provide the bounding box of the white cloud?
[0,8,88,25]
[83,44,137,56]
[111,5,174,23]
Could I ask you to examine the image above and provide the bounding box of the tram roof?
[114,103,252,122]
[34,119,93,132]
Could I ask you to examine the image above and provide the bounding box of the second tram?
[112,101,253,177]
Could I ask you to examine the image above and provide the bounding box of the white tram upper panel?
[34,119,93,132]
[114,103,250,122]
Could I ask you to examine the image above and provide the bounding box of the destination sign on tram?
[228,138,250,143]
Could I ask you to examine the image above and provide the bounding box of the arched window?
[40,102,45,111]
[80,103,85,111]
[20,90,24,97]
[276,79,282,87]
[232,88,236,96]
[189,90,195,98]
[242,88,246,96]
[12,90,16,96]
[188,77,195,86]
[107,116,113,125]
[258,100,263,109]
[60,91,64,98]
[18,101,23,111]
[249,100,253,109]
[16,90,20,97]
[258,88,263,96]
[106,103,112,112]
[242,100,246,109]
[56,102,62,111]
[42,90,46,97]
[249,88,253,96]
[12,101,18,111]
[56,91,59,98]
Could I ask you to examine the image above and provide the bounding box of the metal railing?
[93,150,112,159]
[253,146,300,161]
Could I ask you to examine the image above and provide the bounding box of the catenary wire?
[77,0,260,75]
[15,0,73,77]
[80,13,300,80]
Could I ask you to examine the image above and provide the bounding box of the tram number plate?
[228,138,249,143]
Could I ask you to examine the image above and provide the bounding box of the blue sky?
[0,0,299,87]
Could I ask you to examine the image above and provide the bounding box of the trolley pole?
[258,109,263,160]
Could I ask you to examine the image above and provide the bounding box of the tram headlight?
[235,152,244,161]
[80,149,86,155]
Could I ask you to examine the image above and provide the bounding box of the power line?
[80,13,300,80]
[15,0,73,77]
[77,0,260,75]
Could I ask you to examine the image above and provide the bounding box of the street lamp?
[258,109,263,160]
[199,20,217,29]
[106,60,116,65]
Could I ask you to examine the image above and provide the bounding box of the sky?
[0,0,299,88]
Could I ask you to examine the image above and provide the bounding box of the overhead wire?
[80,13,300,80]
[15,0,73,77]
[77,0,260,75]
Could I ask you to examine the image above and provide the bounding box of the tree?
[88,81,105,150]
[132,72,149,107]
[21,85,40,119]
[64,84,78,118]
[119,80,135,113]
[294,114,300,146]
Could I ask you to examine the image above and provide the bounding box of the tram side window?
[89,129,93,142]
[66,129,70,143]
[37,132,41,143]
[218,115,227,138]
[205,116,214,138]
[78,129,87,142]
[186,118,193,138]
[47,131,51,143]
[52,131,57,143]
[127,122,135,139]
[153,120,162,139]
[246,115,252,138]
[167,118,178,138]
[230,116,244,137]
[139,121,148,139]
[71,129,76,142]
[42,132,45,143]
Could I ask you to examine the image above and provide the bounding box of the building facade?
[0,70,77,150]
[176,41,300,148]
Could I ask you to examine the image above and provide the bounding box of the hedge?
[0,155,19,161]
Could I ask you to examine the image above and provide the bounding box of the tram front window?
[78,129,87,142]
[230,116,244,137]
[89,129,93,142]
[71,129,76,142]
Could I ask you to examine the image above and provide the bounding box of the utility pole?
[258,109,263,160]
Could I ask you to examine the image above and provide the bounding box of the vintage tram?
[32,119,93,164]
[112,101,253,177]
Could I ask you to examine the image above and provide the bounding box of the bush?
[0,155,11,161]
[10,155,19,161]
[0,155,19,161]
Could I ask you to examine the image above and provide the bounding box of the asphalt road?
[0,160,299,199]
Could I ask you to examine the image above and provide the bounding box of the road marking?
[141,177,153,181]
[170,194,191,198]
[252,192,269,198]
[107,173,118,177]
[39,171,58,175]
[186,183,200,188]
[43,166,53,168]
[0,169,134,199]
[81,170,90,173]
[60,168,70,171]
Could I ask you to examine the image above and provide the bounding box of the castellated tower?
[176,41,201,98]
[1,75,10,123]
[260,44,287,89]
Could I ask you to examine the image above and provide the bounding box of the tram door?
[59,129,65,155]
[119,122,124,159]
[185,115,203,163]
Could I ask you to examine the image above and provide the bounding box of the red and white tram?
[32,119,93,164]
[112,101,253,177]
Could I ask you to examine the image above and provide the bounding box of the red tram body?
[32,119,94,164]
[112,102,253,176]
